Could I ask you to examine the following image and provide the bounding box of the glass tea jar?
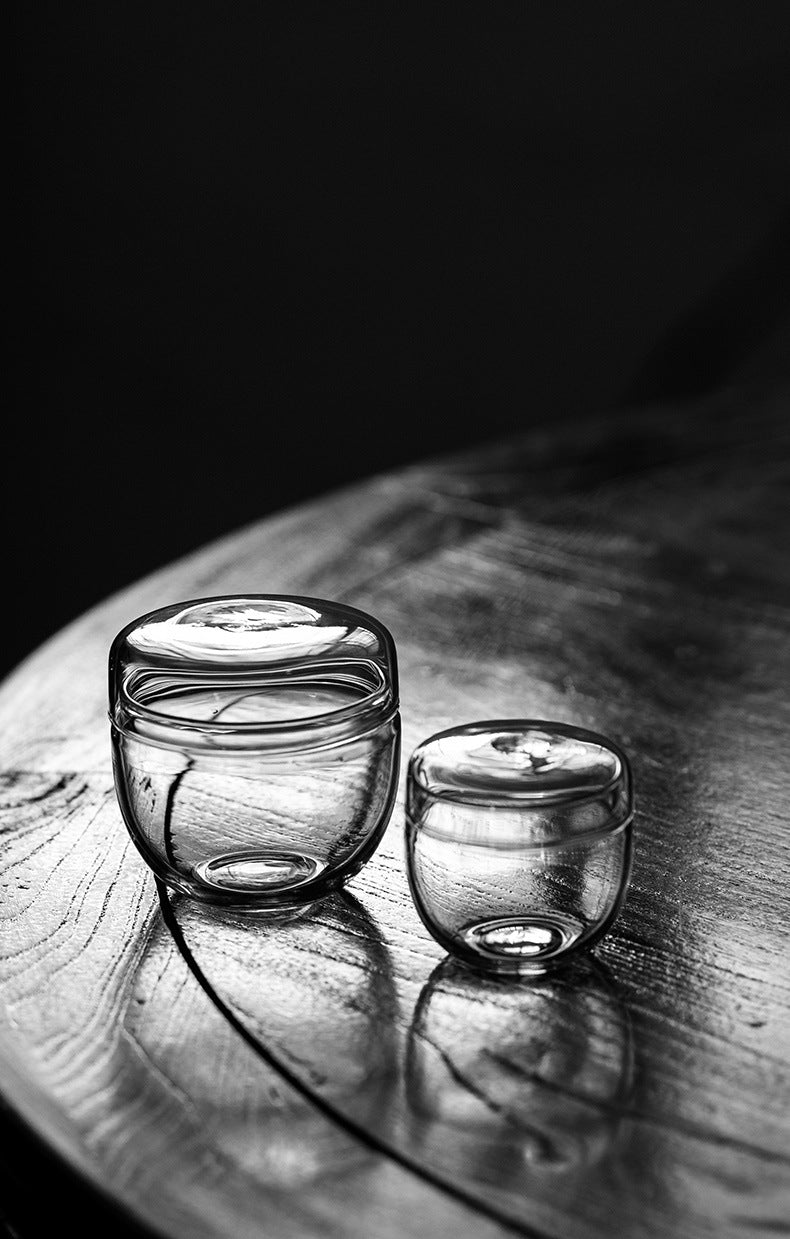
[109,596,400,909]
[406,721,633,975]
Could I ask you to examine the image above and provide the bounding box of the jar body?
[113,716,400,908]
[406,804,631,974]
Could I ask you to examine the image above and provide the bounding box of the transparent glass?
[110,596,400,908]
[406,721,632,975]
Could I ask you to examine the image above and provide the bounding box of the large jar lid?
[109,595,398,751]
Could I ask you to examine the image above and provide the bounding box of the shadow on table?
[159,886,637,1232]
[402,957,634,1208]
[128,889,400,1192]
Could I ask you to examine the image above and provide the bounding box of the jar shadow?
[403,954,634,1203]
[105,882,635,1233]
[113,887,400,1199]
[169,886,400,1117]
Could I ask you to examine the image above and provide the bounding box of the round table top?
[1,387,789,1239]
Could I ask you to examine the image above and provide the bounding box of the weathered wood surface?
[1,385,789,1238]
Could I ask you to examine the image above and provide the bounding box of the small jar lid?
[109,595,399,751]
[408,720,632,844]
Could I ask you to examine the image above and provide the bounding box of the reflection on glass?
[405,956,633,1194]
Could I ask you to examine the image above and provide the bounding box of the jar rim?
[116,662,394,735]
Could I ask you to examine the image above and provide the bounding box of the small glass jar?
[109,595,400,908]
[406,721,633,975]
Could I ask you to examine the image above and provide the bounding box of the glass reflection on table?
[405,955,634,1197]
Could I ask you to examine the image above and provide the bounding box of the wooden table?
[1,386,789,1239]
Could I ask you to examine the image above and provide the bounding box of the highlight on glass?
[109,595,400,909]
[406,721,633,975]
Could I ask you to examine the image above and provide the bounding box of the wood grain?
[1,384,789,1238]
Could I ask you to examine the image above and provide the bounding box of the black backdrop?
[10,3,790,678]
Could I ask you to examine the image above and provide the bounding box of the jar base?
[460,913,584,971]
[193,849,326,896]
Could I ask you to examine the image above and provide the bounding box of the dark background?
[6,7,790,1233]
[10,4,790,683]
